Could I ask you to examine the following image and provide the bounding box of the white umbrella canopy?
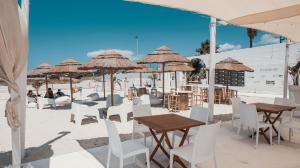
[127,0,300,42]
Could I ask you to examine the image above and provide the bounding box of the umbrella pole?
[110,69,114,106]
[103,70,106,99]
[45,75,48,91]
[175,71,177,91]
[162,63,165,102]
[69,74,73,101]
[140,72,142,87]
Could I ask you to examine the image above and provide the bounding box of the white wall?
[188,43,300,95]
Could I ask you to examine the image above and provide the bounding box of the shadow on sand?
[0,131,70,167]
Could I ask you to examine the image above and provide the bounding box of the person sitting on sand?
[56,89,65,97]
[44,88,54,99]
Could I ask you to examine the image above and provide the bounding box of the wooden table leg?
[261,112,285,143]
[149,129,170,168]
[166,128,190,168]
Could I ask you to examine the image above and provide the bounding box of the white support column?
[283,40,290,98]
[208,17,217,121]
[11,63,27,168]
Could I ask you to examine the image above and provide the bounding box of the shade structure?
[138,45,190,101]
[162,62,194,90]
[215,57,254,72]
[79,50,141,105]
[126,64,154,87]
[46,59,84,101]
[214,57,254,90]
[28,63,52,91]
[128,0,300,42]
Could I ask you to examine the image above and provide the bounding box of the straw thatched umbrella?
[27,63,52,91]
[79,50,140,105]
[215,57,254,90]
[46,59,84,101]
[163,62,194,90]
[138,45,190,101]
[126,64,154,87]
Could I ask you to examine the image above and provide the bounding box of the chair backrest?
[289,85,300,104]
[106,94,123,107]
[192,122,221,163]
[121,99,133,112]
[132,104,152,117]
[190,105,209,124]
[231,97,241,116]
[239,103,258,129]
[104,120,123,156]
[274,97,292,106]
[140,94,150,105]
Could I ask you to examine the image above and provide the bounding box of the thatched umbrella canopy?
[138,45,190,100]
[28,63,52,91]
[215,57,254,72]
[79,50,141,105]
[162,62,194,90]
[214,57,254,91]
[46,59,84,101]
[126,64,154,87]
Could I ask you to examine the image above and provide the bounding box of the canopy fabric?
[0,0,29,128]
[215,57,254,72]
[128,0,300,42]
[138,45,190,64]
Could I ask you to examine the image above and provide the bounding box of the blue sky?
[28,0,281,69]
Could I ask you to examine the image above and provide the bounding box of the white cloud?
[87,49,135,60]
[257,34,280,45]
[218,43,241,52]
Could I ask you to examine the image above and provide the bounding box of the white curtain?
[0,0,29,128]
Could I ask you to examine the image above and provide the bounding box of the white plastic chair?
[277,97,300,144]
[132,104,153,146]
[172,106,209,146]
[71,103,101,125]
[273,97,293,123]
[48,98,56,108]
[289,85,300,117]
[105,120,150,168]
[170,122,221,168]
[231,97,241,127]
[237,103,272,148]
[107,99,132,123]
[106,94,123,108]
[140,94,150,105]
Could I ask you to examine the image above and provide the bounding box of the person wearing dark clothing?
[56,89,65,97]
[44,88,54,99]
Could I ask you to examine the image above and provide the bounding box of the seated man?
[44,88,54,99]
[56,89,65,97]
[27,90,37,103]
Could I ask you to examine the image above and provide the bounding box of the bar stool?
[169,94,180,112]
[192,91,202,106]
[164,93,170,108]
[214,89,222,104]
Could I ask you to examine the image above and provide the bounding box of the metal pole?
[283,40,290,98]
[175,71,177,90]
[136,36,139,58]
[162,63,165,102]
[102,70,106,99]
[208,17,217,121]
[110,69,114,106]
[140,72,142,87]
[45,75,48,91]
[69,74,73,101]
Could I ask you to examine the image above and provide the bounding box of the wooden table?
[252,103,295,143]
[135,114,205,168]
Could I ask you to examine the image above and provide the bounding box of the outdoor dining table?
[252,103,296,143]
[134,114,205,168]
